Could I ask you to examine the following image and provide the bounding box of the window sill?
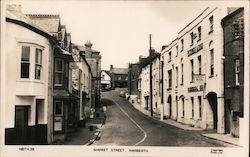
[208,75,214,78]
[190,80,194,83]
[180,83,183,86]
[190,44,193,47]
[197,39,201,42]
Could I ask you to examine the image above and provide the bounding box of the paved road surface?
[93,89,235,147]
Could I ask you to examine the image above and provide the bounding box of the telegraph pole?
[149,34,153,117]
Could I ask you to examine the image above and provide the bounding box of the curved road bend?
[93,89,235,147]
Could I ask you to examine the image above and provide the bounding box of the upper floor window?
[197,26,201,41]
[176,67,178,87]
[168,51,172,62]
[235,59,240,86]
[198,55,201,75]
[35,48,42,80]
[55,59,64,86]
[181,63,184,85]
[21,46,30,78]
[190,59,194,82]
[118,76,121,80]
[209,16,214,34]
[176,45,178,57]
[190,32,194,46]
[168,69,172,89]
[210,49,214,77]
[181,39,184,51]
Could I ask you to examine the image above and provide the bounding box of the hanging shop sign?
[193,74,206,84]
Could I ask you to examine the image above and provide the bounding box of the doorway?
[167,95,172,118]
[15,106,29,144]
[207,92,218,130]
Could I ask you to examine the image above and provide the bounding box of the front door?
[15,106,28,144]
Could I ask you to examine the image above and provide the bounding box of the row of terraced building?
[3,5,101,144]
[128,7,245,141]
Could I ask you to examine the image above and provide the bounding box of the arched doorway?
[167,95,172,118]
[207,92,218,130]
[179,95,185,118]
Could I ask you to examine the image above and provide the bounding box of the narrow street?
[93,88,235,147]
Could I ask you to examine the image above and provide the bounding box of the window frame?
[20,46,30,79]
[197,26,201,41]
[209,16,214,34]
[210,49,214,77]
[54,100,63,116]
[35,48,43,80]
[54,58,64,87]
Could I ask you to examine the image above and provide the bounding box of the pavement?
[127,94,241,147]
[55,108,106,145]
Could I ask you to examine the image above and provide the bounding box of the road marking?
[114,101,147,146]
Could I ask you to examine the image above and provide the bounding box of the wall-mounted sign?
[188,85,204,92]
[193,74,206,84]
[188,43,203,56]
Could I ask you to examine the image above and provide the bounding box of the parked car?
[120,90,125,98]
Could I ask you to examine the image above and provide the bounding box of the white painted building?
[160,7,227,133]
[139,64,150,109]
[5,5,55,144]
[100,70,111,90]
[152,56,161,117]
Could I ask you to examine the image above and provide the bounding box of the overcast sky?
[11,0,244,70]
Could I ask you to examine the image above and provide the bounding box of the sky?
[8,0,243,70]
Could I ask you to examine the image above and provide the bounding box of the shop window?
[21,46,30,78]
[35,48,42,79]
[191,97,194,118]
[198,96,202,119]
[190,59,194,82]
[55,101,63,116]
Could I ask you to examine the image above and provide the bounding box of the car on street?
[120,90,125,98]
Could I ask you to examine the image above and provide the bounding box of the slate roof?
[6,6,49,34]
[26,14,60,33]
